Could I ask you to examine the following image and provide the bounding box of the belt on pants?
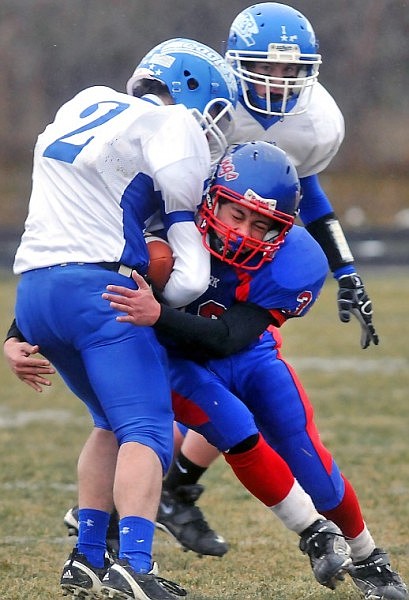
[58,262,134,277]
[98,262,134,277]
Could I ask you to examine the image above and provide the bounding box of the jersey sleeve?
[161,220,210,308]
[142,106,212,308]
[247,226,329,319]
[4,318,25,342]
[155,301,274,359]
[142,105,210,212]
[274,84,344,178]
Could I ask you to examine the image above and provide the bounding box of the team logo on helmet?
[231,13,259,47]
[216,156,239,181]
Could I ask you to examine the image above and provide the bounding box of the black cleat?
[349,547,408,599]
[100,560,187,599]
[156,484,228,557]
[60,547,110,598]
[64,506,119,559]
[299,518,352,589]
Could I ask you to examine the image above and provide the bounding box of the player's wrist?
[4,318,25,343]
[333,265,356,280]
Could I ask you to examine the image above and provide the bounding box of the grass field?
[1,268,409,600]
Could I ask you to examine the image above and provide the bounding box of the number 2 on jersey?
[43,100,129,163]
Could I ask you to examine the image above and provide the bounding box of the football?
[145,235,174,291]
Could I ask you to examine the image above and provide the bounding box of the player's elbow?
[162,270,209,309]
[184,270,209,299]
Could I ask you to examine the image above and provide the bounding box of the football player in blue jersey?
[161,0,381,571]
[4,38,238,600]
[103,141,407,600]
[104,140,355,592]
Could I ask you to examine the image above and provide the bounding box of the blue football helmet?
[225,3,321,117]
[126,38,238,165]
[197,141,300,269]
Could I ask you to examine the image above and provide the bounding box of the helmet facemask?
[226,44,321,117]
[197,185,295,269]
[189,98,236,167]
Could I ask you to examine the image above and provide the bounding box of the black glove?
[337,273,379,349]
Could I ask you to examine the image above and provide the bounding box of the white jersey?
[230,82,344,178]
[14,86,211,307]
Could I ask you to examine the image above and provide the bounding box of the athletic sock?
[271,480,323,534]
[119,516,154,573]
[223,434,294,506]
[322,474,366,538]
[346,525,376,562]
[77,508,110,568]
[163,451,207,490]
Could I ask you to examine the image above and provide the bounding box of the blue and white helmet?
[197,141,300,269]
[225,3,321,117]
[127,38,238,165]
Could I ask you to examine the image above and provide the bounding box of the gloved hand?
[337,273,379,349]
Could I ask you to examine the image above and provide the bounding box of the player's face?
[217,201,273,242]
[248,61,299,98]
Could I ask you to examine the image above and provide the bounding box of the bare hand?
[3,337,55,392]
[102,271,161,326]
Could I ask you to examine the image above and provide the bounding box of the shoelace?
[306,530,348,558]
[354,561,401,585]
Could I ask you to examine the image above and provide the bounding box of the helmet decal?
[146,53,175,70]
[243,189,277,212]
[231,12,259,48]
[216,156,239,182]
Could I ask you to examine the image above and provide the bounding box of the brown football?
[146,236,174,291]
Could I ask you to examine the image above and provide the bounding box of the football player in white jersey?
[7,38,237,600]
[224,1,378,349]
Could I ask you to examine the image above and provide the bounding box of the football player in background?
[4,38,237,600]
[162,0,381,571]
[104,141,407,600]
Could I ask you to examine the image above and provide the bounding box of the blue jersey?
[185,225,328,326]
[169,225,345,513]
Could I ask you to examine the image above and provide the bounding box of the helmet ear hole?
[187,76,199,90]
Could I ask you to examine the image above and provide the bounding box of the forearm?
[103,272,275,356]
[155,302,274,357]
[306,212,355,275]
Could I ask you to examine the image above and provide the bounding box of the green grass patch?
[1,269,408,599]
